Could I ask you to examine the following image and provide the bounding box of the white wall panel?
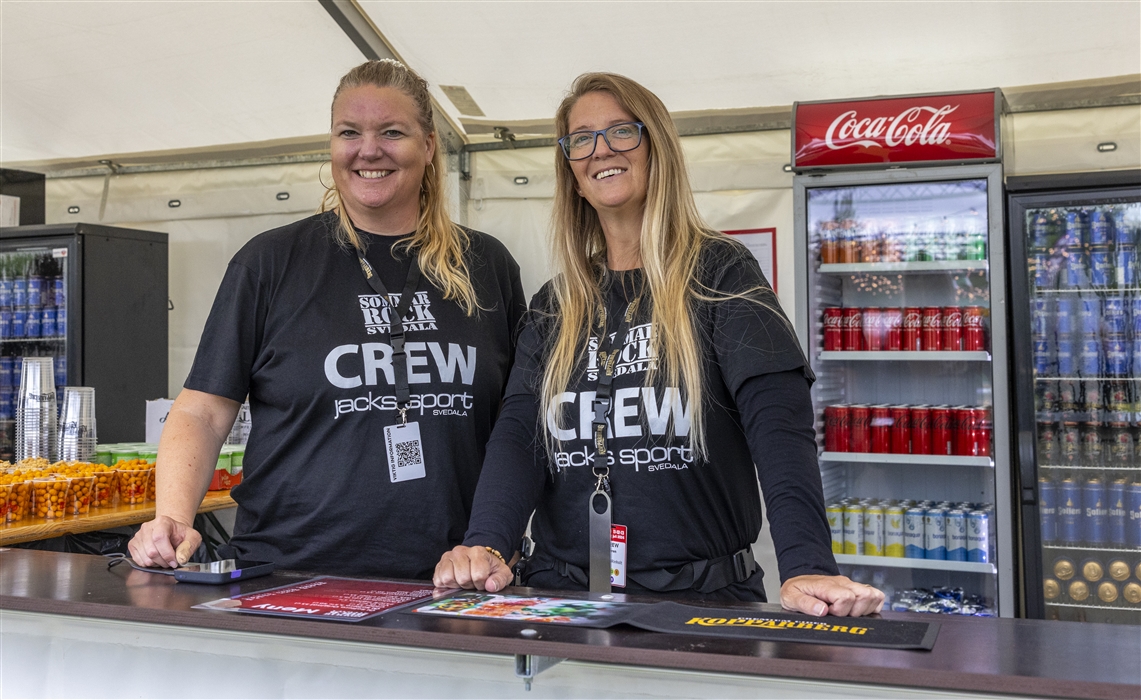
[1009,105,1141,176]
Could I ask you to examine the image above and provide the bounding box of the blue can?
[24,308,39,338]
[26,276,42,308]
[0,309,11,339]
[0,278,11,308]
[1032,252,1053,288]
[1055,297,1074,335]
[967,510,991,563]
[1105,335,1129,376]
[1083,477,1108,546]
[1031,212,1051,249]
[54,354,66,387]
[12,277,27,307]
[1128,481,1141,548]
[924,507,947,560]
[1064,211,1084,248]
[53,277,65,307]
[1032,298,1052,336]
[1104,296,1126,333]
[1108,478,1127,546]
[12,307,26,339]
[0,357,11,388]
[1059,478,1083,545]
[41,306,56,338]
[1063,248,1088,288]
[56,305,66,337]
[1112,208,1132,245]
[1079,297,1101,335]
[946,509,968,561]
[1090,246,1113,286]
[1039,477,1057,544]
[904,507,926,558]
[1033,337,1053,375]
[1057,339,1075,376]
[1115,246,1137,288]
[1089,209,1110,245]
[0,389,12,421]
[1079,336,1101,377]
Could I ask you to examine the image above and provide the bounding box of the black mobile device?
[172,559,275,584]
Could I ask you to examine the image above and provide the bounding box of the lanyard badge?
[358,251,427,483]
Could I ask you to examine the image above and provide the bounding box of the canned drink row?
[1032,245,1139,290]
[0,306,66,340]
[818,216,986,265]
[822,306,988,352]
[1035,379,1136,418]
[0,356,66,388]
[1033,333,1141,378]
[828,498,994,563]
[1032,294,1141,339]
[1039,475,1141,548]
[1038,418,1139,467]
[0,275,66,310]
[1031,208,1136,250]
[1045,555,1141,608]
[824,404,992,457]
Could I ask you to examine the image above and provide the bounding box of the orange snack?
[32,476,71,519]
[66,475,96,516]
[5,479,32,522]
[117,467,151,505]
[0,483,12,522]
[146,467,156,502]
[90,469,115,508]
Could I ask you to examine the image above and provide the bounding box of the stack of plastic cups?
[15,357,57,462]
[57,387,96,462]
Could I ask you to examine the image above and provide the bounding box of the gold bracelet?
[484,546,507,565]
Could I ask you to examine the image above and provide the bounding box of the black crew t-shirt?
[185,211,525,578]
[464,236,838,595]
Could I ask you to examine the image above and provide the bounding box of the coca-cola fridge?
[1007,170,1141,625]
[792,90,1016,616]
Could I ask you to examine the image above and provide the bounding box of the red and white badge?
[610,524,627,588]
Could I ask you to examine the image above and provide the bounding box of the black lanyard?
[357,250,422,423]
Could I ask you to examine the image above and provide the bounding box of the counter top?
[1,550,1137,699]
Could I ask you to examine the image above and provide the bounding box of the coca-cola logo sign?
[794,91,999,169]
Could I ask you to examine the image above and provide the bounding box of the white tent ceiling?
[2,1,1139,167]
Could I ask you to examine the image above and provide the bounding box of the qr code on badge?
[394,439,422,468]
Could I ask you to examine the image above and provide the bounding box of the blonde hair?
[320,59,477,315]
[543,72,732,459]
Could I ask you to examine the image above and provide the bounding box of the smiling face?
[330,85,435,234]
[566,91,650,221]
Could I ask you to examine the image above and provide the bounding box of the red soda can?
[870,405,892,453]
[931,406,954,455]
[973,407,992,457]
[942,306,963,351]
[884,307,903,350]
[953,406,975,455]
[824,405,851,452]
[842,307,863,351]
[890,405,912,453]
[902,307,922,351]
[922,307,943,351]
[864,307,884,351]
[963,306,987,351]
[911,405,932,454]
[823,307,843,352]
[849,405,871,453]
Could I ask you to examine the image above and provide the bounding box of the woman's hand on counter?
[780,574,885,617]
[434,545,513,592]
[128,515,201,569]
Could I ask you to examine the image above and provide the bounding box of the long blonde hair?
[543,73,731,459]
[320,59,478,315]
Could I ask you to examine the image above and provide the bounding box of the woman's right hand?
[434,545,513,592]
[128,515,201,568]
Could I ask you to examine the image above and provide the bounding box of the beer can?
[1106,382,1131,414]
[902,307,922,351]
[1068,580,1091,603]
[57,304,66,337]
[1059,421,1080,464]
[849,405,871,453]
[53,277,64,307]
[904,507,926,558]
[1097,581,1119,604]
[0,277,11,309]
[1104,296,1126,334]
[12,307,26,339]
[1126,481,1141,548]
[885,506,905,557]
[826,504,844,554]
[863,307,884,351]
[824,404,851,452]
[0,356,12,388]
[1078,422,1103,467]
[1056,297,1076,335]
[1039,477,1058,545]
[923,507,947,560]
[883,307,902,350]
[27,276,42,308]
[931,406,954,456]
[870,405,892,453]
[1031,297,1052,336]
[820,221,840,264]
[946,509,968,561]
[1080,297,1101,335]
[1090,209,1110,245]
[953,406,975,456]
[1126,582,1141,605]
[1059,478,1083,545]
[1044,578,1061,602]
[1053,556,1076,581]
[941,306,963,351]
[1079,336,1101,377]
[1082,477,1107,546]
[1082,558,1105,583]
[1108,559,1130,582]
[1115,245,1137,287]
[1031,212,1051,249]
[1036,381,1059,414]
[890,405,911,454]
[12,277,27,307]
[1063,210,1084,248]
[1105,335,1129,376]
[1037,421,1058,463]
[863,505,885,556]
[1089,245,1113,287]
[1133,335,1141,376]
[842,503,865,555]
[966,510,990,563]
[24,308,40,338]
[1058,379,1079,412]
[1081,380,1103,414]
[823,307,843,351]
[1063,247,1088,288]
[41,306,56,338]
[842,307,863,351]
[910,406,931,455]
[1057,339,1075,376]
[921,307,942,351]
[0,309,11,339]
[1033,337,1053,376]
[1032,251,1053,288]
[1107,422,1134,466]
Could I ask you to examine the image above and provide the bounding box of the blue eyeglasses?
[558,122,645,161]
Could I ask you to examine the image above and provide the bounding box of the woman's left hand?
[780,574,885,617]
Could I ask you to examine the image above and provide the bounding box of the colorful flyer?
[413,591,638,626]
[195,577,440,622]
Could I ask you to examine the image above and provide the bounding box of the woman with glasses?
[434,73,882,616]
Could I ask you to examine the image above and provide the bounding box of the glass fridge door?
[800,172,1005,616]
[0,246,69,462]
[1020,197,1141,625]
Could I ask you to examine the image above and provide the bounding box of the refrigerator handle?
[1017,429,1037,505]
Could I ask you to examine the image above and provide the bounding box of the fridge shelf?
[819,261,989,274]
[1043,544,1141,554]
[1039,465,1141,471]
[1035,376,1141,382]
[835,554,996,574]
[818,350,991,362]
[0,337,65,344]
[820,452,994,467]
[1045,601,1140,611]
[1033,287,1141,295]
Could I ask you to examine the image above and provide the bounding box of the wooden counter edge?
[0,593,1132,700]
